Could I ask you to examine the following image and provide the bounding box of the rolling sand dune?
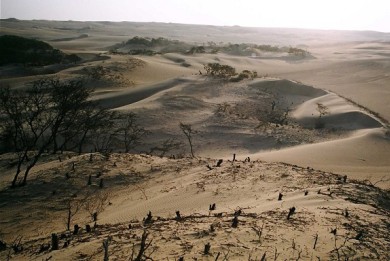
[93,74,390,191]
[0,20,389,260]
[94,77,192,109]
[255,128,390,187]
[292,92,384,130]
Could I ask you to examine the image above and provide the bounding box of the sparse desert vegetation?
[108,36,311,59]
[0,19,389,260]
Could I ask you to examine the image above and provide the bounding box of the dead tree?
[0,78,94,187]
[0,240,6,251]
[287,207,296,220]
[86,224,91,233]
[103,237,110,261]
[204,243,211,255]
[175,211,181,220]
[232,216,239,228]
[134,230,153,261]
[210,224,215,232]
[116,112,148,153]
[65,196,82,231]
[216,159,223,167]
[73,224,80,235]
[344,209,349,218]
[179,122,195,158]
[313,234,319,249]
[84,191,109,222]
[144,211,153,224]
[51,233,58,250]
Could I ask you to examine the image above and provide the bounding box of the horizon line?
[1,17,389,34]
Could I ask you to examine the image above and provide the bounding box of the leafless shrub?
[252,223,265,243]
[315,103,329,129]
[179,122,196,158]
[149,138,183,157]
[131,230,154,261]
[64,196,83,231]
[84,191,110,222]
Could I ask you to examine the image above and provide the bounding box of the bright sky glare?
[1,0,389,32]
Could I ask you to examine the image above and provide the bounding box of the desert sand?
[0,19,389,260]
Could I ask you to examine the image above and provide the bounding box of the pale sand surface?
[0,20,389,260]
[0,153,389,260]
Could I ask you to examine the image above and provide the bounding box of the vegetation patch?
[109,36,311,58]
[0,35,81,66]
[203,63,257,82]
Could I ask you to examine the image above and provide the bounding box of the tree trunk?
[21,149,44,186]
[103,238,110,261]
[67,205,71,231]
[11,170,21,188]
[52,138,59,154]
[11,151,28,188]
[21,163,34,186]
[135,231,148,261]
[124,130,129,153]
[78,132,88,154]
[187,137,194,158]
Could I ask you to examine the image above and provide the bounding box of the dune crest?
[292,92,384,130]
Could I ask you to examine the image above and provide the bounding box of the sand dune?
[94,77,192,109]
[92,74,390,192]
[0,20,389,260]
[255,127,390,187]
[292,92,384,130]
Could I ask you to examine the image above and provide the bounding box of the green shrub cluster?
[0,35,80,66]
[204,63,236,78]
[204,63,257,82]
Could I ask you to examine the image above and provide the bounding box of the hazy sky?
[1,0,390,32]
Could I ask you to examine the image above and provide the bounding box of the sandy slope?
[255,128,390,187]
[0,153,389,260]
[0,20,389,260]
[92,73,389,188]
